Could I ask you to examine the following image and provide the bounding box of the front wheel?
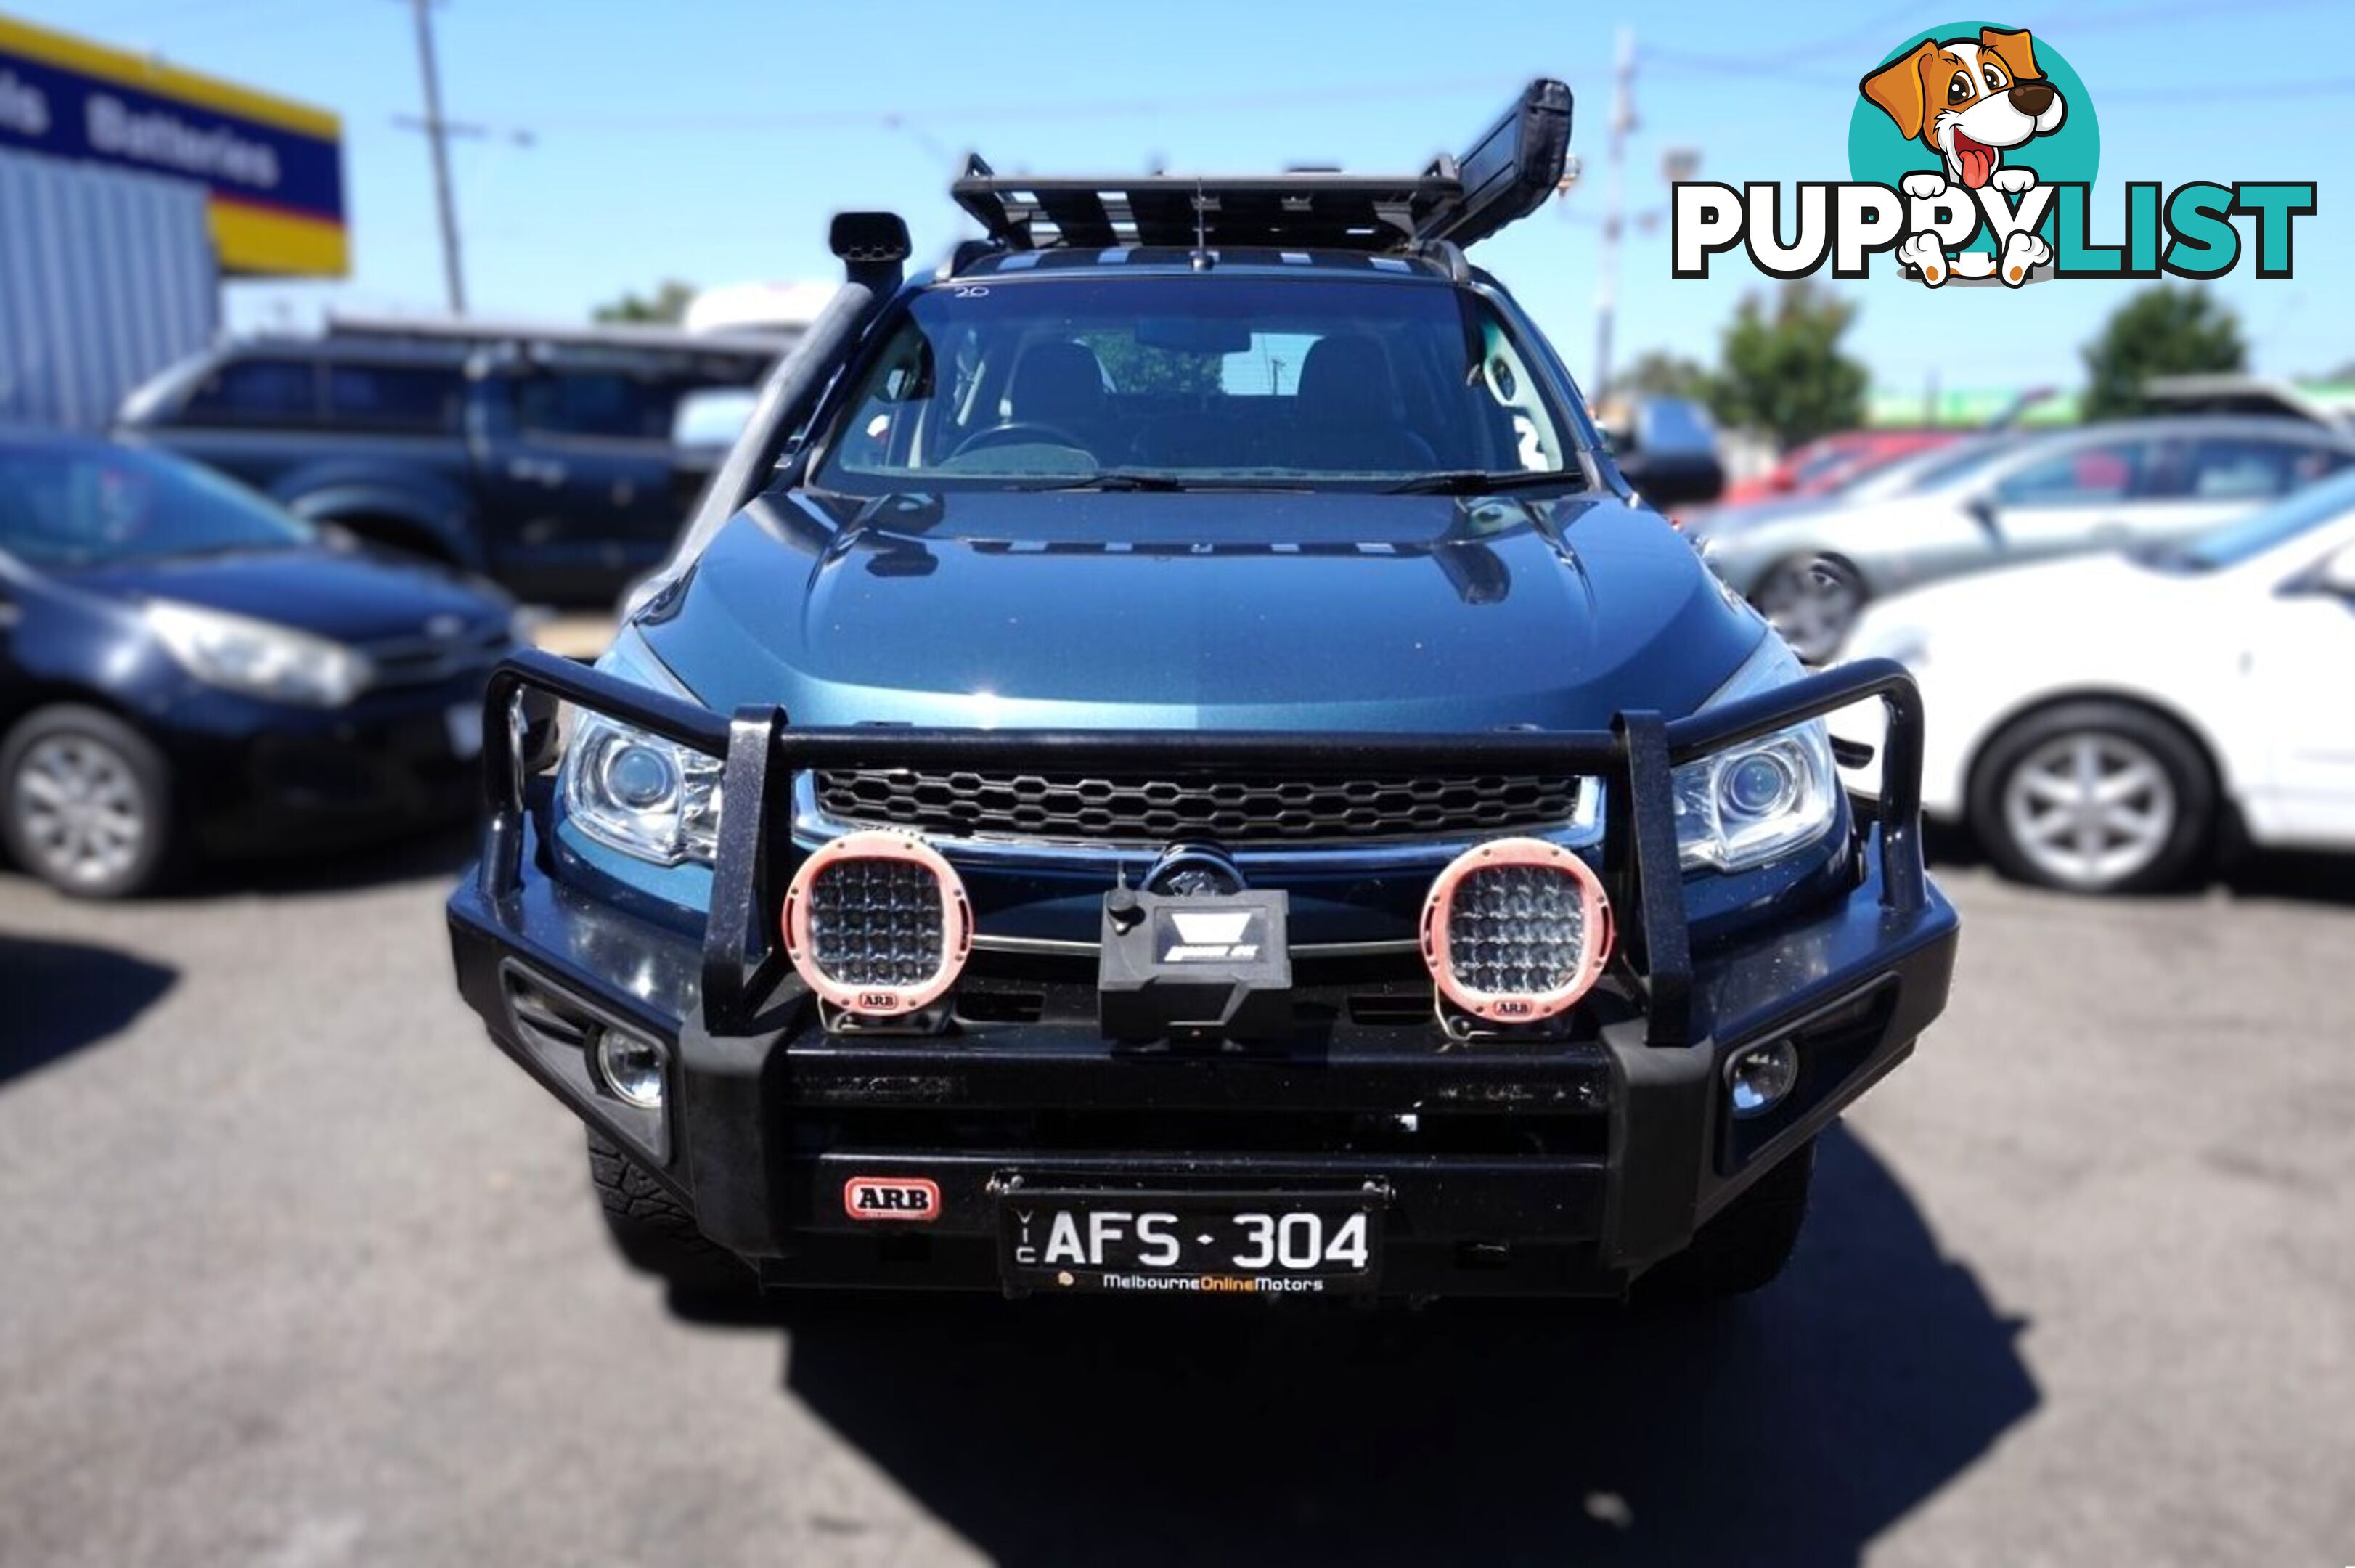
[1634,1139,1814,1307]
[0,706,176,897]
[587,1130,759,1303]
[1969,701,2215,894]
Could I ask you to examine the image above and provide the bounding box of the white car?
[1843,470,2355,893]
[1704,417,2355,662]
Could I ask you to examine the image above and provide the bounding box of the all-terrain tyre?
[1634,1138,1814,1307]
[587,1129,759,1302]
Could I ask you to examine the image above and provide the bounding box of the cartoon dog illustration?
[1861,25,2066,287]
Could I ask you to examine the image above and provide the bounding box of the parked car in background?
[1699,416,2355,661]
[1845,470,2355,893]
[0,431,516,897]
[1720,428,1960,506]
[114,319,782,605]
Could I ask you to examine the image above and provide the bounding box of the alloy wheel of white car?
[1999,732,2179,889]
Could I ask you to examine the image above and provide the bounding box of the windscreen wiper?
[1386,470,1588,495]
[1041,470,1193,492]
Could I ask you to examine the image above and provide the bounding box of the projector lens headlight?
[1674,634,1840,873]
[783,831,974,1018]
[1419,837,1614,1023]
[560,711,723,865]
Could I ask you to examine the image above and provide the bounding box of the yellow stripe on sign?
[0,11,341,141]
[210,200,349,278]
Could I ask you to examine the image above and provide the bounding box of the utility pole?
[1592,25,1636,401]
[407,0,466,314]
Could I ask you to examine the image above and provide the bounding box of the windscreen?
[0,444,312,568]
[812,276,1577,492]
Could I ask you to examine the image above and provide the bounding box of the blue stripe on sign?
[0,45,344,224]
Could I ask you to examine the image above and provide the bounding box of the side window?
[516,373,682,441]
[1477,315,1564,472]
[2182,437,2298,500]
[2286,443,2352,491]
[1993,441,2140,507]
[325,364,465,434]
[180,359,319,428]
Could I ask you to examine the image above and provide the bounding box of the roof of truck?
[945,246,1461,282]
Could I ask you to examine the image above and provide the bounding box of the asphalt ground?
[1,832,2350,1567]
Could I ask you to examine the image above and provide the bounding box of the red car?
[1723,430,1961,505]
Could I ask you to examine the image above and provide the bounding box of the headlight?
[1673,634,1840,873]
[557,632,722,865]
[144,599,373,707]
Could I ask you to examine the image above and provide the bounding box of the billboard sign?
[0,12,346,277]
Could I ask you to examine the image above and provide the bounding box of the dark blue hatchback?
[0,431,515,895]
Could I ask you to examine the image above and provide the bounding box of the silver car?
[1697,416,2355,661]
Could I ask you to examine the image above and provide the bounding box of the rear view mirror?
[1135,317,1252,356]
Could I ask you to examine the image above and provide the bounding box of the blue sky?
[19,0,2354,398]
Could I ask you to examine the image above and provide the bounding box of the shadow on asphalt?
[728,1124,2035,1566]
[0,934,175,1086]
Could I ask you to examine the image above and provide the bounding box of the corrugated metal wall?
[0,147,218,431]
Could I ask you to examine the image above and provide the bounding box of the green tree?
[593,279,698,325]
[2081,285,2246,419]
[1619,349,1715,404]
[1081,333,1225,396]
[1706,284,1869,448]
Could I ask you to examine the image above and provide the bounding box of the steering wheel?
[951,422,1088,460]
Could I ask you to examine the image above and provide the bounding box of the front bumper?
[163,677,492,855]
[446,654,1958,1298]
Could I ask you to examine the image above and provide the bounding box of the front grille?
[366,624,510,689]
[813,768,1583,846]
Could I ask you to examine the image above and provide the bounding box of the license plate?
[445,702,483,760]
[1000,1188,1381,1297]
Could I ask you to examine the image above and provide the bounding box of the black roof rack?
[952,78,1570,256]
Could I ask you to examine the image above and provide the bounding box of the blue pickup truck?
[446,83,1959,1308]
[115,321,779,605]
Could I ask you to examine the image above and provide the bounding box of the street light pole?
[407,0,466,314]
[1593,24,1636,401]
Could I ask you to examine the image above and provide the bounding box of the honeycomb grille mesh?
[1444,864,1589,995]
[812,769,1583,845]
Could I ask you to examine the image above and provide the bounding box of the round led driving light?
[1725,1040,1799,1118]
[595,1029,667,1110]
[783,830,974,1017]
[1418,837,1614,1022]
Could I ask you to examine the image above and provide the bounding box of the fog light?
[1725,1041,1798,1118]
[1418,837,1614,1022]
[596,1028,666,1110]
[783,830,974,1018]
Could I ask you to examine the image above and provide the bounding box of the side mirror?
[1962,492,2001,536]
[2316,543,2355,598]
